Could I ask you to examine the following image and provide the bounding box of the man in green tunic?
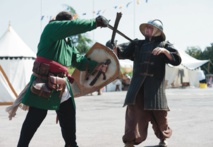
[17,11,109,147]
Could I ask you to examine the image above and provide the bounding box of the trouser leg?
[150,110,172,140]
[56,98,78,147]
[123,87,150,145]
[17,107,47,147]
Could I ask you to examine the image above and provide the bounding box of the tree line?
[186,43,213,74]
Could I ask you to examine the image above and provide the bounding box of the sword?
[111,12,122,46]
[107,24,133,42]
[90,59,111,86]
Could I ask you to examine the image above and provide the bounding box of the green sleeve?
[43,19,97,41]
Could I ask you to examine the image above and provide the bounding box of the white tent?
[177,50,209,70]
[0,65,17,105]
[165,50,209,88]
[119,59,133,73]
[0,24,36,95]
[112,51,209,89]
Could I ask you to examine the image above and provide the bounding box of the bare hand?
[113,46,118,55]
[152,47,166,56]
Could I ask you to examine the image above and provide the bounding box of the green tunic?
[22,19,98,110]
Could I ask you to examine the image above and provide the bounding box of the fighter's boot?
[124,142,134,147]
[159,139,168,147]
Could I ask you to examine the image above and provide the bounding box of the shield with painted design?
[71,42,120,97]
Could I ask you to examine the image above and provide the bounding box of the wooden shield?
[71,42,120,97]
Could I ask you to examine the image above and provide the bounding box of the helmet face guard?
[139,19,166,40]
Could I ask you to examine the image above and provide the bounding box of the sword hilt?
[89,59,111,86]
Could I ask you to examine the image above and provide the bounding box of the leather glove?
[96,15,109,27]
[106,40,117,49]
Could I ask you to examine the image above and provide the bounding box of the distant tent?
[0,23,36,95]
[119,59,133,73]
[165,50,209,88]
[115,50,209,88]
[0,65,17,105]
[176,50,209,70]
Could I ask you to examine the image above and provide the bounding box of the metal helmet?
[139,19,166,40]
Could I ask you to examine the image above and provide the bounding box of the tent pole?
[0,102,13,105]
[208,62,210,73]
[0,65,18,98]
[207,61,213,74]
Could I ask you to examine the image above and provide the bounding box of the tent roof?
[178,50,209,70]
[119,50,209,71]
[0,24,36,58]
[119,59,133,68]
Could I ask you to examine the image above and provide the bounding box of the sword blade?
[111,12,122,45]
[108,24,133,42]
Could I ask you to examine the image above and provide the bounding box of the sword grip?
[89,59,111,86]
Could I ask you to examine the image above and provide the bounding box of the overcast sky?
[0,0,213,53]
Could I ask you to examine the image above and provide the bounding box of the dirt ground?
[1,87,213,147]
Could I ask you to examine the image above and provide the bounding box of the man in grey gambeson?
[114,19,181,147]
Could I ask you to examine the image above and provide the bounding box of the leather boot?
[124,142,134,147]
[159,139,168,147]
